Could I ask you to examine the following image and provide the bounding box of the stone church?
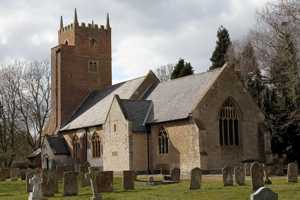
[42,10,272,175]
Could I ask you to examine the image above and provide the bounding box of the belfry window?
[90,38,97,48]
[92,133,102,158]
[158,128,169,154]
[219,98,240,146]
[88,60,98,73]
[73,135,80,161]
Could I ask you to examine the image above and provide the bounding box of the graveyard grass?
[0,176,299,200]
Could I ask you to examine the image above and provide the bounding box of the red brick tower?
[47,9,112,134]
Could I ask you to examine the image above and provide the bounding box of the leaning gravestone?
[171,168,180,182]
[287,162,298,183]
[190,167,202,190]
[234,166,245,186]
[251,162,264,192]
[42,170,55,197]
[123,170,135,190]
[26,170,35,193]
[63,171,78,196]
[28,174,43,200]
[222,166,234,186]
[250,187,278,200]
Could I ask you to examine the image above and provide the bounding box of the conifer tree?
[171,59,194,79]
[209,26,231,70]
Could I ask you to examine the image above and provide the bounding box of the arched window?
[73,135,80,161]
[92,133,102,158]
[219,98,240,146]
[158,128,169,154]
[90,38,96,48]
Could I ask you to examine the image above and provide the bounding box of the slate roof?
[47,135,70,155]
[117,97,152,132]
[61,76,147,131]
[146,67,225,123]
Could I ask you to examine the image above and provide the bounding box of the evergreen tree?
[209,26,231,70]
[171,59,194,79]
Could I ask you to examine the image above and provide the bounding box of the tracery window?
[219,98,240,146]
[92,133,102,158]
[73,135,81,161]
[158,128,169,154]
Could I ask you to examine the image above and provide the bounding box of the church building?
[42,10,272,175]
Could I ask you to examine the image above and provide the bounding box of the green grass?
[0,176,299,200]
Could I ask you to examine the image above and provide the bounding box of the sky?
[0,0,272,83]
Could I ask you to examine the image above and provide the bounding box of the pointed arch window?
[73,135,80,161]
[92,133,102,158]
[158,128,169,154]
[219,98,240,146]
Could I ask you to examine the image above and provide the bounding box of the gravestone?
[250,187,278,200]
[20,169,26,180]
[222,166,234,186]
[287,162,298,183]
[234,166,245,185]
[96,171,113,192]
[10,168,19,181]
[171,168,180,182]
[251,162,264,191]
[80,162,90,187]
[55,166,65,181]
[42,170,55,197]
[2,168,10,179]
[87,167,102,200]
[63,171,78,196]
[263,165,272,185]
[190,167,202,190]
[123,170,135,190]
[0,169,6,181]
[26,170,35,193]
[28,174,43,200]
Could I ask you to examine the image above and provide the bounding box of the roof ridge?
[158,67,222,85]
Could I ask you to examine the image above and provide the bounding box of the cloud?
[0,0,273,83]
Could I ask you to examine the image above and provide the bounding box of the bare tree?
[155,64,174,82]
[0,63,22,167]
[17,60,51,149]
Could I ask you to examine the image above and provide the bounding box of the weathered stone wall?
[149,120,201,175]
[192,65,265,170]
[131,132,148,172]
[103,97,130,171]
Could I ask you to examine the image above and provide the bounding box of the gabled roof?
[146,66,225,123]
[116,96,152,132]
[61,75,149,131]
[47,135,70,155]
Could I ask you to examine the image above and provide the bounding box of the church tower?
[47,9,112,134]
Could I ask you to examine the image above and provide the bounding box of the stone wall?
[192,65,266,169]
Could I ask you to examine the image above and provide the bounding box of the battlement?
[59,8,110,33]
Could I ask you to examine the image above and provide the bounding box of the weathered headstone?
[96,171,113,192]
[55,166,65,181]
[190,167,202,190]
[0,169,6,181]
[87,167,102,200]
[28,174,43,200]
[10,168,19,181]
[234,166,245,185]
[26,170,35,193]
[263,165,272,185]
[251,162,264,191]
[250,187,278,200]
[222,166,234,186]
[123,170,135,190]
[63,171,78,196]
[20,169,26,180]
[287,162,298,183]
[171,168,180,182]
[42,170,55,197]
